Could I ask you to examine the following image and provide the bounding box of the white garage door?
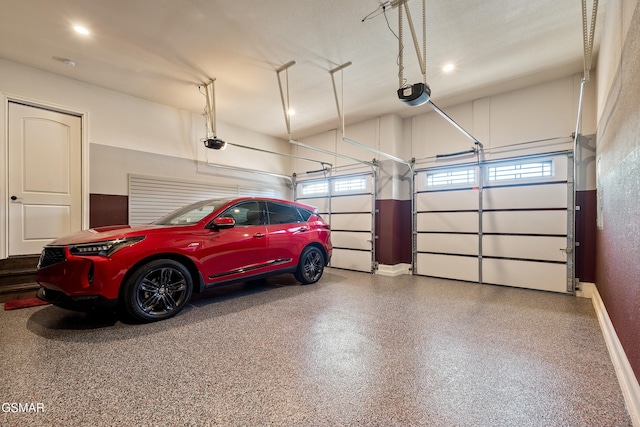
[295,172,375,272]
[414,152,574,294]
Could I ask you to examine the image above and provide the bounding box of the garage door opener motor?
[200,78,227,150]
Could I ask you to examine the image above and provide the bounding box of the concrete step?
[0,283,39,303]
[0,255,41,302]
[0,268,36,285]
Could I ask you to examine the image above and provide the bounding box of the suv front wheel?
[122,259,193,322]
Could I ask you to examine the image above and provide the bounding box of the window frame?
[217,200,265,226]
[332,176,368,195]
[266,201,305,225]
[486,159,554,184]
[425,166,477,189]
[300,180,329,197]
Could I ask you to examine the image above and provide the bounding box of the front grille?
[38,246,66,269]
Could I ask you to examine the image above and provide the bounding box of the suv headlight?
[69,236,145,257]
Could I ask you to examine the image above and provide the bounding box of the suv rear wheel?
[295,246,325,285]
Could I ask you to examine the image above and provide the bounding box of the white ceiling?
[0,0,604,140]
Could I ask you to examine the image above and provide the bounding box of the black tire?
[294,246,325,285]
[122,259,193,322]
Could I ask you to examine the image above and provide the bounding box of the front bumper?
[37,246,131,301]
[37,287,117,312]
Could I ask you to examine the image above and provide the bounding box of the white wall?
[0,58,193,159]
[412,74,596,168]
[89,144,291,198]
[0,57,293,197]
[294,114,405,169]
[2,56,594,193]
[297,73,598,197]
[597,0,640,123]
[206,120,293,178]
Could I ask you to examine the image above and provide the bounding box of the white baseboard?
[591,285,640,426]
[376,263,411,276]
[576,281,595,299]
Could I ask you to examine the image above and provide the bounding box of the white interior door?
[8,102,82,255]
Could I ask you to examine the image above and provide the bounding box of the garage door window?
[487,160,552,181]
[426,168,476,187]
[301,181,328,196]
[334,177,366,193]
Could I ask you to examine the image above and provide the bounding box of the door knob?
[10,195,17,200]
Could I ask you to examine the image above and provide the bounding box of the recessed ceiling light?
[443,63,455,73]
[73,24,90,35]
[287,109,296,116]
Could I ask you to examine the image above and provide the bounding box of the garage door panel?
[331,213,371,231]
[417,233,478,255]
[418,212,478,233]
[296,173,374,274]
[331,194,372,213]
[483,184,566,210]
[414,153,571,294]
[483,235,567,262]
[332,231,371,251]
[416,253,478,282]
[483,211,567,235]
[331,248,371,272]
[483,259,567,293]
[416,190,478,211]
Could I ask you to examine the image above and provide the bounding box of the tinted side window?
[297,207,313,221]
[219,201,263,226]
[267,202,302,225]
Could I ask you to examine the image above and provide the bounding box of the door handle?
[253,233,266,238]
[10,195,22,203]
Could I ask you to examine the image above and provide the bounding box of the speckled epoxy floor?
[0,269,632,426]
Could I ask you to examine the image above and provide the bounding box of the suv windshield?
[153,199,232,225]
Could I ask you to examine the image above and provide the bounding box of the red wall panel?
[595,0,640,383]
[90,194,128,228]
[375,199,412,265]
[576,190,597,283]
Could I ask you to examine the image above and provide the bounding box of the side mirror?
[212,217,235,229]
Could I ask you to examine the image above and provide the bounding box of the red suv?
[37,197,332,322]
